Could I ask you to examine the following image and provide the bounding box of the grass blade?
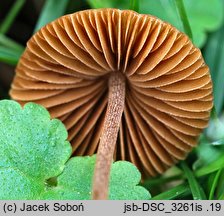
[181,161,206,200]
[34,0,70,32]
[195,155,224,177]
[142,174,184,188]
[174,0,193,41]
[203,25,224,115]
[219,194,224,200]
[0,46,22,65]
[0,34,24,52]
[129,0,139,12]
[151,183,191,200]
[0,0,26,34]
[209,169,222,200]
[216,169,224,199]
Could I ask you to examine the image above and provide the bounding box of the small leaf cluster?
[0,100,150,200]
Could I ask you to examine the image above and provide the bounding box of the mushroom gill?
[10,9,213,199]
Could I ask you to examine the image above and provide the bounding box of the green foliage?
[151,183,191,200]
[144,0,224,47]
[209,169,222,200]
[203,25,224,115]
[43,156,151,200]
[0,46,21,65]
[0,34,24,65]
[88,0,223,47]
[34,0,70,32]
[180,162,206,200]
[129,0,139,12]
[0,0,26,34]
[88,0,130,9]
[0,100,72,199]
[192,134,224,199]
[0,100,150,200]
[146,132,224,200]
[174,0,193,41]
[1,0,224,200]
[109,160,150,199]
[0,0,26,65]
[216,170,224,199]
[193,135,224,171]
[195,154,224,177]
[206,117,224,146]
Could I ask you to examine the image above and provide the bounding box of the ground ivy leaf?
[43,156,151,200]
[42,156,95,200]
[0,100,150,200]
[109,160,150,200]
[0,100,72,199]
[0,168,44,199]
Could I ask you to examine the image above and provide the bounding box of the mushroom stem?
[92,72,126,200]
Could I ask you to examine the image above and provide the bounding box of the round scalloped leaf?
[0,100,150,200]
[42,155,151,200]
[0,100,72,199]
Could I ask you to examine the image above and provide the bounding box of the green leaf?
[43,156,151,200]
[109,160,150,199]
[0,100,72,199]
[0,100,150,200]
[88,0,224,47]
[34,0,70,32]
[181,162,206,200]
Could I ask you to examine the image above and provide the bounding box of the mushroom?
[10,8,213,199]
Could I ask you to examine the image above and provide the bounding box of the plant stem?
[92,72,126,200]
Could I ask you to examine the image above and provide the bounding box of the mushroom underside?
[10,9,213,199]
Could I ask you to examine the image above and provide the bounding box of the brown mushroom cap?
[10,8,213,178]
